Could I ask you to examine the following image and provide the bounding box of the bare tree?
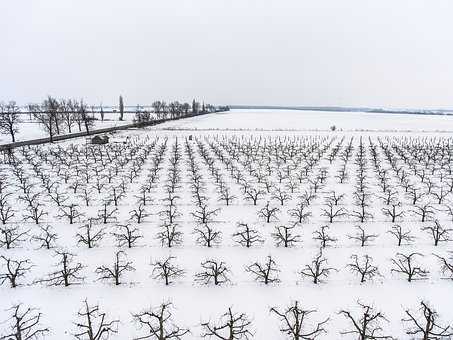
[34,250,84,287]
[73,300,119,340]
[151,256,185,286]
[387,225,414,247]
[381,203,404,223]
[300,249,337,284]
[347,254,381,283]
[288,201,312,224]
[391,252,428,282]
[0,255,33,288]
[321,202,347,223]
[271,224,301,247]
[23,202,47,224]
[433,253,453,279]
[31,225,58,249]
[57,203,84,224]
[194,224,222,248]
[218,188,236,206]
[245,255,280,285]
[272,188,291,206]
[339,301,393,340]
[412,203,435,223]
[232,223,263,248]
[348,226,378,247]
[312,225,337,248]
[258,201,280,223]
[129,204,151,224]
[0,192,15,224]
[200,307,252,340]
[111,223,142,248]
[244,187,265,206]
[194,259,231,286]
[270,301,329,339]
[132,302,190,340]
[191,205,220,224]
[0,225,29,249]
[97,202,118,224]
[0,304,49,340]
[76,219,105,249]
[156,222,183,248]
[0,101,21,142]
[403,301,453,340]
[95,250,135,285]
[422,220,452,246]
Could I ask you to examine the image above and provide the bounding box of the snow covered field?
[1,110,453,339]
[157,109,453,132]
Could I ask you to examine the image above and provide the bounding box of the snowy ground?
[156,109,453,132]
[1,110,453,339]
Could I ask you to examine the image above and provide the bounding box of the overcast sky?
[1,0,453,109]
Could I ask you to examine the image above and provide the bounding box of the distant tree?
[119,95,124,121]
[0,101,21,142]
[151,256,185,285]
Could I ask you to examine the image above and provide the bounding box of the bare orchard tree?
[76,219,105,249]
[191,204,220,224]
[36,250,84,287]
[97,202,118,224]
[23,202,47,224]
[200,307,253,340]
[156,222,183,248]
[0,192,15,224]
[111,223,142,248]
[31,225,58,249]
[232,223,263,248]
[0,255,33,288]
[288,201,312,224]
[391,252,429,282]
[381,203,405,223]
[132,302,190,340]
[387,225,415,247]
[129,204,151,224]
[271,224,301,248]
[299,249,337,284]
[57,203,84,224]
[73,300,119,340]
[270,301,329,340]
[321,202,347,223]
[194,223,222,248]
[245,255,280,285]
[312,225,337,248]
[95,250,135,286]
[347,254,381,283]
[257,201,280,223]
[422,220,452,246]
[0,101,21,142]
[411,203,435,223]
[433,253,453,279]
[0,304,49,340]
[403,301,453,339]
[347,225,378,247]
[194,259,231,286]
[0,225,29,249]
[151,256,185,285]
[339,302,393,340]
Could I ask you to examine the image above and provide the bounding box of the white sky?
[1,0,453,109]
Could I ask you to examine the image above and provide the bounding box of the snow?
[1,110,453,339]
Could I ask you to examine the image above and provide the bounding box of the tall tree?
[0,101,21,142]
[119,95,124,121]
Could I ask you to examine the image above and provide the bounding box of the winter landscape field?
[1,109,453,339]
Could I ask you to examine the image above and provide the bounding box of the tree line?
[0,96,228,143]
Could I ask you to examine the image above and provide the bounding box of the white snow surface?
[0,110,453,339]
